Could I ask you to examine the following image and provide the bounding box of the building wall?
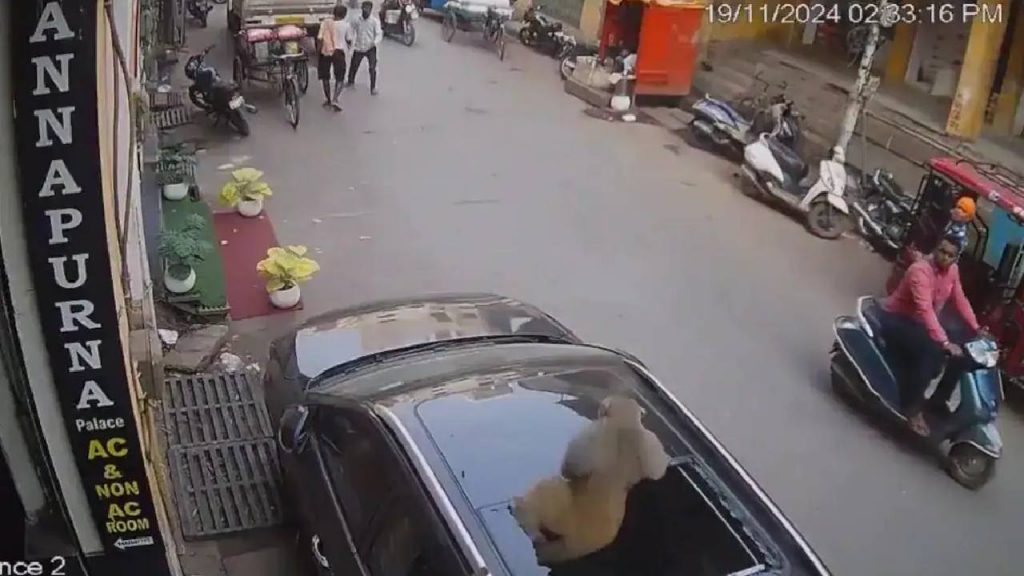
[0,0,104,556]
[96,2,178,572]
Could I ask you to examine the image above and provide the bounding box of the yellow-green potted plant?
[219,167,273,217]
[256,245,320,308]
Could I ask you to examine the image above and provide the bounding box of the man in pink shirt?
[881,235,986,435]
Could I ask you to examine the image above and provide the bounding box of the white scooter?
[741,128,851,239]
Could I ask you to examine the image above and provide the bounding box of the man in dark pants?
[348,1,383,94]
[880,235,987,436]
[317,4,353,110]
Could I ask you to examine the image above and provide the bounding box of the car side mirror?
[278,405,310,454]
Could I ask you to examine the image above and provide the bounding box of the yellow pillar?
[578,0,603,44]
[992,4,1024,130]
[946,0,1011,139]
[884,20,917,84]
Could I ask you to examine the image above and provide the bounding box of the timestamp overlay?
[704,2,1007,25]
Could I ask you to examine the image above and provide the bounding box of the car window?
[318,407,465,575]
[318,407,399,546]
[366,495,449,576]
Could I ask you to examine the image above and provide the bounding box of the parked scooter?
[741,119,850,238]
[381,0,418,46]
[851,167,912,255]
[831,297,1003,489]
[186,0,213,27]
[185,45,251,137]
[689,78,799,160]
[519,4,567,56]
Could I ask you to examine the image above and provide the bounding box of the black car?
[265,293,830,576]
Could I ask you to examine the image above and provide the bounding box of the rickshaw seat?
[245,28,276,43]
[277,25,305,40]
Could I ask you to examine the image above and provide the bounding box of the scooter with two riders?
[831,296,1003,490]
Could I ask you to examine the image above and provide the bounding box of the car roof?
[306,341,829,576]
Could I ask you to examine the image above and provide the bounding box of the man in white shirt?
[347,1,384,95]
[317,4,355,110]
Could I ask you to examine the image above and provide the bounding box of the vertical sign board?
[10,2,170,574]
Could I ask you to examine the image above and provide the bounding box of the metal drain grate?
[168,439,283,539]
[153,106,193,129]
[163,372,273,447]
[150,90,187,110]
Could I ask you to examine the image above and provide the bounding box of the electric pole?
[835,0,893,152]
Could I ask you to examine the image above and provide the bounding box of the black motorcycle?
[186,0,212,28]
[185,45,251,136]
[850,167,912,255]
[381,0,417,46]
[519,4,571,57]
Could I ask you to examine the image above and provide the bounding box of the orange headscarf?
[955,197,976,220]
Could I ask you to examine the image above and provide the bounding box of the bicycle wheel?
[284,77,300,130]
[295,60,310,94]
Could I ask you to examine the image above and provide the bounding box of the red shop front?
[599,0,704,98]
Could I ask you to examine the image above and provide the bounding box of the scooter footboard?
[952,422,1002,458]
[834,317,902,412]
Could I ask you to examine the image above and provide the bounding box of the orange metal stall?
[599,0,704,97]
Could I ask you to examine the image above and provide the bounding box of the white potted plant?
[158,215,212,294]
[256,245,320,309]
[159,146,193,201]
[219,167,273,217]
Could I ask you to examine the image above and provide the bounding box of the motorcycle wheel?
[402,21,416,46]
[519,27,535,47]
[806,199,849,240]
[946,444,995,490]
[685,118,715,150]
[284,78,300,130]
[187,85,209,111]
[228,109,250,136]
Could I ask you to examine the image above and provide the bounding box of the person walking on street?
[347,1,383,95]
[317,4,354,110]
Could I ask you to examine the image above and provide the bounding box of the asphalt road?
[188,8,1024,575]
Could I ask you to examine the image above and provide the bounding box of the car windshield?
[412,363,770,576]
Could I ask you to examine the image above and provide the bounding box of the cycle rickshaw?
[441,0,512,61]
[232,24,310,129]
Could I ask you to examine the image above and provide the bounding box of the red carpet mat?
[213,211,303,320]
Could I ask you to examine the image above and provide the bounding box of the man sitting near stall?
[880,234,986,436]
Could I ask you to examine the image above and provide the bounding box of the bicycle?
[272,52,307,130]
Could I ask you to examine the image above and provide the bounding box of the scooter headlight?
[966,339,999,368]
